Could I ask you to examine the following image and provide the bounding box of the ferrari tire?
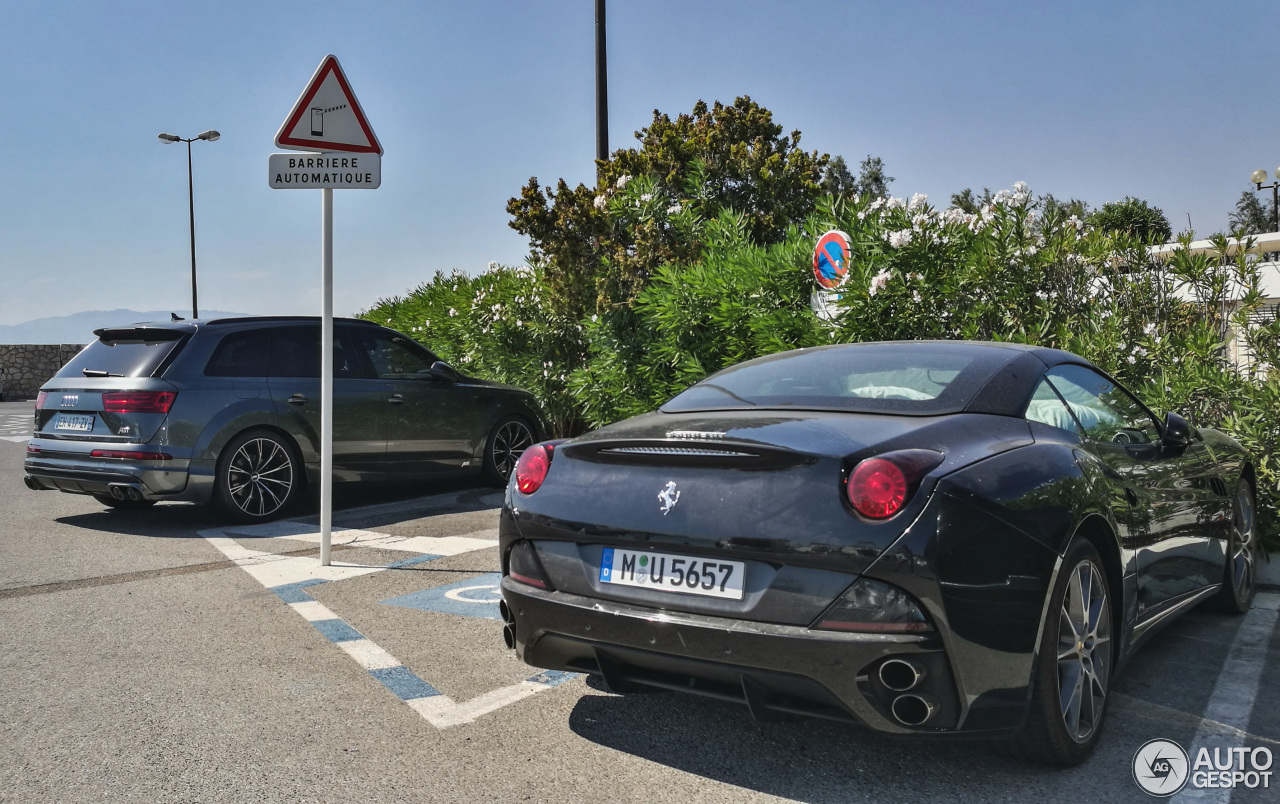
[998,537,1113,766]
[482,416,535,487]
[1207,480,1257,615]
[214,429,303,523]
[91,492,157,510]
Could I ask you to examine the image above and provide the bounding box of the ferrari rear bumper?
[501,576,1017,737]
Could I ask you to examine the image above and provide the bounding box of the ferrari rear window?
[661,343,1017,415]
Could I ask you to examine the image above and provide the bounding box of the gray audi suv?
[23,316,547,522]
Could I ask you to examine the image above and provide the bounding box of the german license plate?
[599,547,745,600]
[54,414,94,432]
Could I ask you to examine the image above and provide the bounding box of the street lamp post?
[158,130,220,319]
[1250,167,1280,233]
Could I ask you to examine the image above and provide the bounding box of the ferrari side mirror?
[1161,411,1192,450]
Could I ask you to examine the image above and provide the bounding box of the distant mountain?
[0,309,253,344]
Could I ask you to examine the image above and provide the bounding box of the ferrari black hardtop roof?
[793,340,1092,369]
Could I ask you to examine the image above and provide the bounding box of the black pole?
[1272,182,1278,233]
[595,0,608,163]
[186,139,198,319]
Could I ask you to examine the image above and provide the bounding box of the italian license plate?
[599,547,745,600]
[54,414,94,432]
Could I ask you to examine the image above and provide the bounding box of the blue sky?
[2,1,1275,326]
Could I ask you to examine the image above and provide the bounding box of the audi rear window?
[57,328,187,379]
[661,344,1015,415]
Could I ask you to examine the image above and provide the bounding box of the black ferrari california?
[497,341,1256,765]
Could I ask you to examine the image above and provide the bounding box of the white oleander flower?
[888,229,913,248]
[615,175,631,189]
[594,195,607,210]
[448,308,457,317]
[908,193,928,211]
[869,270,892,296]
[667,203,681,215]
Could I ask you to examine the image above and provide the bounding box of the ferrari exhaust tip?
[499,599,512,624]
[502,623,516,650]
[891,693,938,727]
[879,658,926,692]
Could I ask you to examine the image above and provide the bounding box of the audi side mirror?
[429,361,461,382]
[1161,411,1192,450]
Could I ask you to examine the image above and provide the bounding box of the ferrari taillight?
[507,540,552,589]
[515,443,556,494]
[844,449,944,520]
[848,459,907,518]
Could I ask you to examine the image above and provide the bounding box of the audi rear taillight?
[515,443,556,494]
[844,449,944,520]
[35,391,48,410]
[91,450,172,461]
[101,391,177,414]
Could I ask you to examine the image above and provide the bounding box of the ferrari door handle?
[287,393,308,405]
[387,393,404,404]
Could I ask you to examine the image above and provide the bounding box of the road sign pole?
[271,55,382,569]
[320,187,334,566]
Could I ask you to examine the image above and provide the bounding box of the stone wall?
[0,345,84,401]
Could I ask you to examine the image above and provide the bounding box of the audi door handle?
[387,393,405,404]
[287,394,308,405]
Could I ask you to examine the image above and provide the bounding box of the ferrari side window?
[1046,365,1160,445]
[1024,379,1080,434]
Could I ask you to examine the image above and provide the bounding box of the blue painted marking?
[312,618,364,643]
[600,548,613,582]
[526,670,579,688]
[380,572,504,620]
[386,553,444,569]
[370,666,442,700]
[270,578,328,604]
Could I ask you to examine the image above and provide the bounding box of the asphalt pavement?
[1,398,1278,803]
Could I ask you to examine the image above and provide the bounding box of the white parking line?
[1172,591,1280,803]
[200,507,575,730]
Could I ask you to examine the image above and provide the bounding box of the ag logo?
[1133,739,1189,796]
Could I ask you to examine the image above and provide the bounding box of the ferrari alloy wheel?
[484,416,535,486]
[1210,481,1257,614]
[1056,555,1112,744]
[215,430,301,523]
[999,538,1113,766]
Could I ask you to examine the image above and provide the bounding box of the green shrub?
[364,181,1280,553]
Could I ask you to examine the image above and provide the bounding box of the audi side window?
[1046,365,1160,445]
[354,332,438,380]
[1024,378,1081,435]
[205,330,271,377]
[266,326,358,379]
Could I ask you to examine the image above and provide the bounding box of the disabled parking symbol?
[380,572,504,620]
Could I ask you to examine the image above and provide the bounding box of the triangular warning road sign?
[276,55,382,154]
